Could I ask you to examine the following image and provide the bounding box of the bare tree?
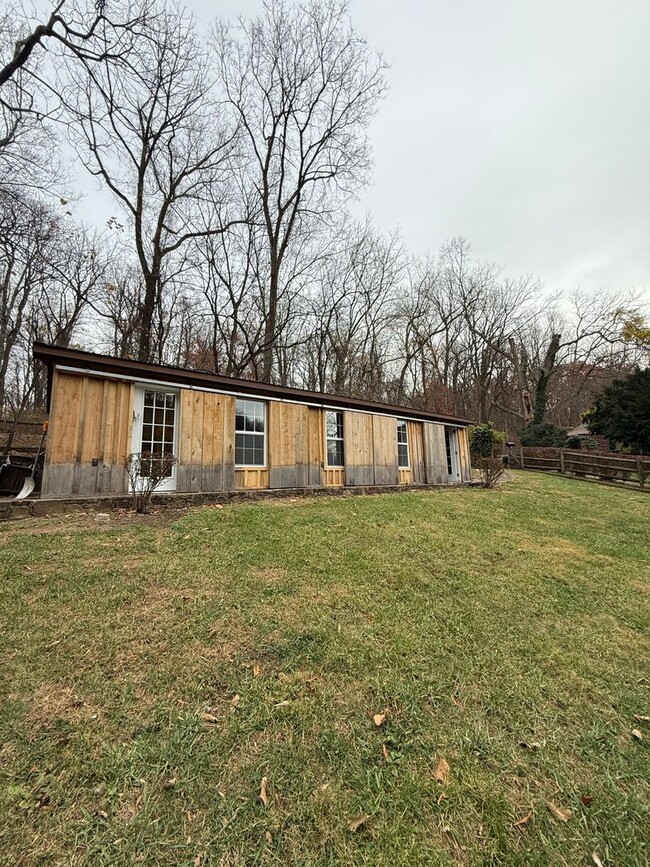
[215,0,387,382]
[66,3,242,361]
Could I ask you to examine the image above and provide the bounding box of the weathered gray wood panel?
[423,422,448,485]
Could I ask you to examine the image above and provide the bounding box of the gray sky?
[83,0,650,297]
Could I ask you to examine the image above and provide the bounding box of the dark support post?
[520,447,525,469]
[559,449,565,474]
[637,456,645,489]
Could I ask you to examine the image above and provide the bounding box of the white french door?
[130,386,179,492]
[444,427,461,483]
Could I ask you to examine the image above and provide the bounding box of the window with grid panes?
[397,419,409,467]
[325,410,344,466]
[140,390,176,477]
[235,399,266,466]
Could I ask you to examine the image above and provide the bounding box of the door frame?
[130,384,179,492]
[445,426,462,484]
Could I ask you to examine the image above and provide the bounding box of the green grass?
[1,472,649,866]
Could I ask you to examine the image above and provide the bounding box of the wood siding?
[324,467,345,486]
[268,402,321,488]
[423,422,448,485]
[42,370,133,497]
[343,411,374,486]
[235,468,269,489]
[458,427,472,482]
[41,371,471,498]
[372,414,399,486]
[408,421,425,483]
[177,391,234,493]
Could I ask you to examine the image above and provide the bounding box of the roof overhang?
[33,343,474,427]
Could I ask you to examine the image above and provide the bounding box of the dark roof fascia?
[33,343,473,427]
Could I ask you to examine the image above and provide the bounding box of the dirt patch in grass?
[27,683,94,728]
[253,566,288,581]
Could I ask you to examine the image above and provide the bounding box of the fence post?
[637,456,645,489]
[520,447,525,469]
[559,449,565,474]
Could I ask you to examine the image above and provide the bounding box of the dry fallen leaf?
[264,831,273,844]
[591,854,604,867]
[162,777,177,789]
[193,854,204,867]
[633,714,649,723]
[259,776,269,807]
[231,694,240,706]
[252,662,262,677]
[632,728,642,741]
[513,809,533,830]
[275,700,291,708]
[373,711,387,727]
[546,801,572,822]
[518,741,541,751]
[436,791,446,805]
[348,814,369,833]
[435,757,450,784]
[199,711,219,724]
[381,743,389,761]
[580,794,594,806]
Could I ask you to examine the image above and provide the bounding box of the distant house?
[566,424,609,451]
[33,343,473,499]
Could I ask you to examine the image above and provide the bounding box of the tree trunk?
[532,333,561,425]
[508,337,533,423]
[137,273,158,362]
[261,257,279,383]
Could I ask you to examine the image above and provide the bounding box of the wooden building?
[33,344,473,499]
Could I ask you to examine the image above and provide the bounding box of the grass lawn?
[1,472,649,866]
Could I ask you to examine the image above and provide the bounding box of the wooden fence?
[518,447,649,491]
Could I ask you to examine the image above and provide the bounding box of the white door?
[444,427,461,483]
[131,386,179,492]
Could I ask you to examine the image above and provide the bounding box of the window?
[235,399,266,466]
[397,419,409,467]
[141,390,176,477]
[326,410,344,466]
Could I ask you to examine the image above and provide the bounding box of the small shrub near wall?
[124,452,178,514]
[469,423,507,488]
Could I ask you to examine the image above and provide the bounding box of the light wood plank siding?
[324,467,345,486]
[268,402,321,488]
[343,411,374,486]
[457,427,472,482]
[235,468,269,489]
[41,370,469,498]
[177,391,233,493]
[423,422,448,485]
[42,370,133,497]
[372,414,399,485]
[408,421,425,483]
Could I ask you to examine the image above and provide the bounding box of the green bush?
[520,423,567,447]
[469,423,506,458]
[587,368,650,455]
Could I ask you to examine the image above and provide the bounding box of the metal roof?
[33,343,473,426]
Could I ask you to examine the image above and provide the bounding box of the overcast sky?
[81,0,650,298]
